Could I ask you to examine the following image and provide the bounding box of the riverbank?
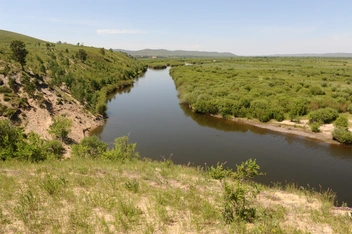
[210,114,342,145]
[1,158,351,233]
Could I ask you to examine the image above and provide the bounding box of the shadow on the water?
[179,103,352,162]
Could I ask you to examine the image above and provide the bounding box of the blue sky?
[1,0,351,55]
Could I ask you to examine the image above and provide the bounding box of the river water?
[91,68,352,205]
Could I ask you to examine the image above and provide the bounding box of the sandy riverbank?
[210,114,351,145]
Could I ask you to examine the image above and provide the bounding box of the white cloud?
[97,29,144,35]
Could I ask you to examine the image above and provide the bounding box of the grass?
[1,158,351,233]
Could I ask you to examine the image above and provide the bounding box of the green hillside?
[0,30,46,44]
[0,30,147,115]
[115,48,237,58]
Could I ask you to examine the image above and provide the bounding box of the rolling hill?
[0,29,146,143]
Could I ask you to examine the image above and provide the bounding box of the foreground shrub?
[0,119,23,160]
[0,120,64,162]
[208,162,231,180]
[44,140,65,159]
[103,136,140,161]
[72,136,107,159]
[222,159,263,223]
[16,132,48,162]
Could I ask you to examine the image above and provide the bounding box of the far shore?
[209,114,346,145]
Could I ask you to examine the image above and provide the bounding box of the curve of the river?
[91,68,352,205]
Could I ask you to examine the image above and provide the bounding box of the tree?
[0,119,23,160]
[76,49,87,62]
[10,40,28,70]
[48,116,72,142]
[100,47,105,55]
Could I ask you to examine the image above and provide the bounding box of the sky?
[1,0,352,55]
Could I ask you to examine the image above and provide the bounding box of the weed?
[124,179,140,193]
[208,162,231,180]
[40,174,67,196]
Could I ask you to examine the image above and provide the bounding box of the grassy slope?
[0,30,47,44]
[0,158,351,233]
[0,29,146,114]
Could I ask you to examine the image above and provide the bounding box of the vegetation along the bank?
[168,57,352,144]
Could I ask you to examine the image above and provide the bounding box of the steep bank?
[0,30,146,151]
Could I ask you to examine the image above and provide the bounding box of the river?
[91,68,352,205]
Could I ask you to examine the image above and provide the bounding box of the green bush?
[0,119,23,160]
[208,162,231,180]
[309,108,339,124]
[310,85,325,95]
[0,120,63,161]
[103,136,140,161]
[332,128,352,145]
[76,49,88,62]
[289,99,308,120]
[48,116,72,142]
[222,159,263,223]
[233,159,263,182]
[72,136,107,159]
[310,122,320,133]
[249,100,272,122]
[8,78,17,91]
[44,140,65,159]
[16,132,48,162]
[333,115,349,129]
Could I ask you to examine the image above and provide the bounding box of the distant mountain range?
[269,53,352,58]
[114,49,237,58]
[115,49,352,58]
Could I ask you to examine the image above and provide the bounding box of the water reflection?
[180,103,352,162]
[180,104,249,133]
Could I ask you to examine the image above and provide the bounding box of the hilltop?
[0,29,146,147]
[115,48,237,58]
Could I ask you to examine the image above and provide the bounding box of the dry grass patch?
[0,159,351,233]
